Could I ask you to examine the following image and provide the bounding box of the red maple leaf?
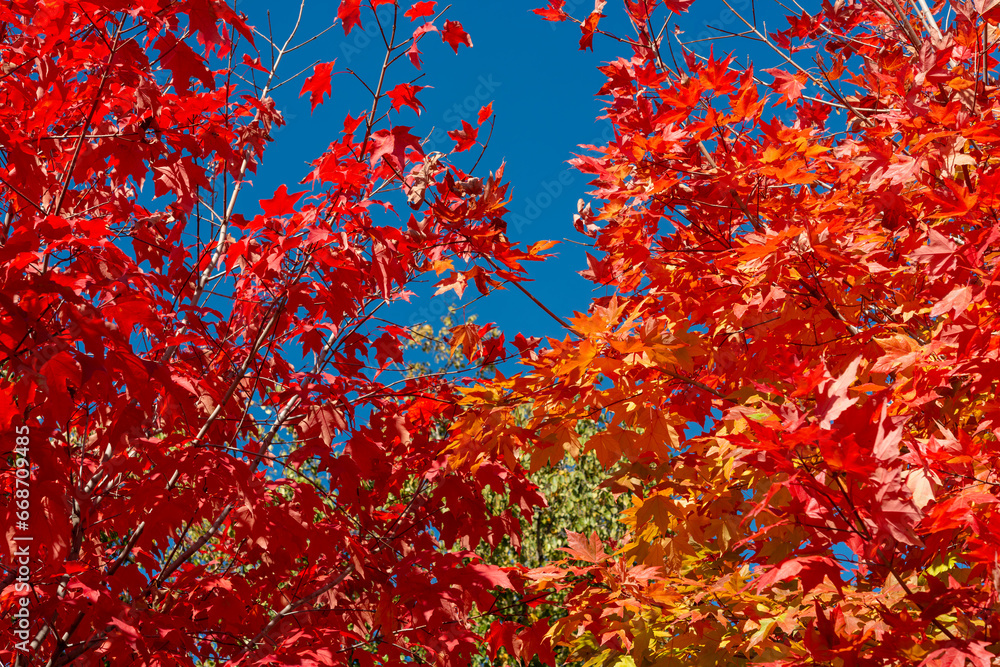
[534,1,569,21]
[260,184,306,217]
[478,102,494,125]
[440,20,473,53]
[922,643,995,667]
[911,227,961,275]
[405,1,436,20]
[561,531,609,563]
[386,83,426,115]
[369,125,423,172]
[408,22,438,69]
[155,33,215,93]
[764,67,807,104]
[338,0,362,34]
[434,270,468,299]
[448,120,478,153]
[300,61,335,112]
[756,556,845,595]
[468,563,515,590]
[241,54,268,73]
[815,356,862,428]
[578,10,604,51]
[663,0,696,11]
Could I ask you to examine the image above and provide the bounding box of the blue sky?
[229,0,780,344]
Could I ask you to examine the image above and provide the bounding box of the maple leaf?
[578,9,604,51]
[405,1,436,20]
[298,405,347,446]
[343,110,367,136]
[873,405,906,461]
[561,531,609,563]
[434,269,468,298]
[448,120,478,152]
[440,20,473,53]
[930,285,973,317]
[756,556,844,594]
[534,1,569,21]
[184,0,235,52]
[372,332,404,368]
[815,356,861,428]
[386,82,426,115]
[260,184,306,217]
[408,22,438,68]
[906,468,936,509]
[338,0,363,34]
[528,239,558,256]
[369,125,423,172]
[468,563,515,590]
[922,642,995,667]
[152,153,212,213]
[108,617,142,645]
[764,67,807,104]
[910,228,960,276]
[242,54,269,73]
[662,0,696,11]
[478,102,494,125]
[155,33,215,93]
[872,334,921,373]
[485,621,519,661]
[300,61,335,112]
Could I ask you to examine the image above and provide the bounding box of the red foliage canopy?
[0,1,542,665]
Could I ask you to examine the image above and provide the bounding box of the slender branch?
[358,5,399,163]
[912,0,943,41]
[51,16,125,219]
[237,566,354,655]
[718,0,873,126]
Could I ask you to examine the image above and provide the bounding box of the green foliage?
[405,314,630,666]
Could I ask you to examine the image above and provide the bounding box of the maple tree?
[446,0,1000,665]
[0,1,551,665]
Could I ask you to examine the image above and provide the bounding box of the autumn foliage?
[463,0,1000,665]
[3,0,1000,665]
[0,1,542,665]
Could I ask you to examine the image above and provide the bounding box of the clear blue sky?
[230,0,780,343]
